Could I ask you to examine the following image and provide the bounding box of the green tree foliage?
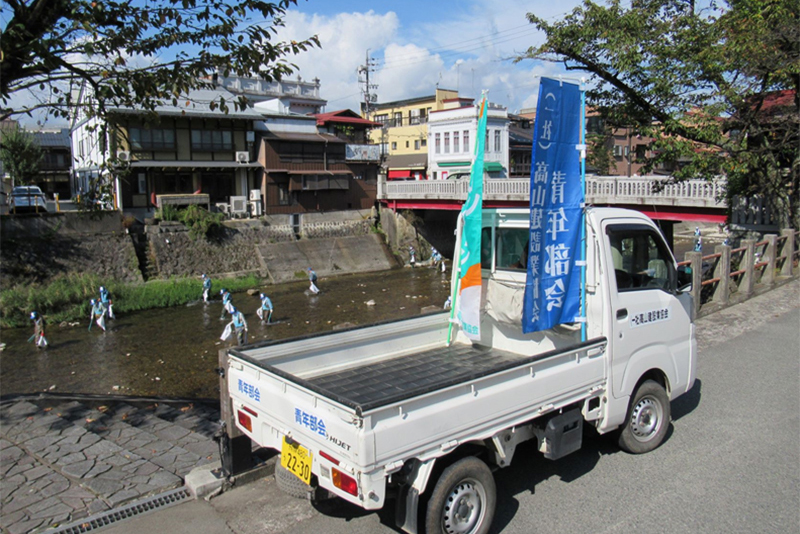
[521,0,799,226]
[1,0,319,122]
[0,127,43,186]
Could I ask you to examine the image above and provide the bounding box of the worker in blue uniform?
[257,293,274,324]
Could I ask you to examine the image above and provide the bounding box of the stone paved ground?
[0,399,219,534]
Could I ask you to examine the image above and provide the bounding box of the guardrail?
[379,175,726,208]
[681,228,798,317]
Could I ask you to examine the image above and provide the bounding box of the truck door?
[604,221,693,399]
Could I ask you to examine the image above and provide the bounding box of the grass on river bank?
[0,273,261,328]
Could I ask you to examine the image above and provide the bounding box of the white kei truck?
[226,207,696,534]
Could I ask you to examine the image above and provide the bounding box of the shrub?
[179,205,224,240]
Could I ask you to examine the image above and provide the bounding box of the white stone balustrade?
[379,175,726,208]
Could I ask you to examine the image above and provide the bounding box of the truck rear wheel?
[274,459,313,499]
[618,380,671,454]
[424,456,496,534]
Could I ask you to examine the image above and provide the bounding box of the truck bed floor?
[306,344,528,412]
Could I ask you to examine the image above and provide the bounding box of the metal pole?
[579,82,587,342]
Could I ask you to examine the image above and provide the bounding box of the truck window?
[480,227,529,272]
[607,225,674,292]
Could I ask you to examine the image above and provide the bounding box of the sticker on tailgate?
[294,408,352,452]
[237,379,261,401]
[295,408,327,437]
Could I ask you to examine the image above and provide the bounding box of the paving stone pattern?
[0,399,220,534]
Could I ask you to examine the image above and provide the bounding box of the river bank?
[0,267,452,398]
[0,273,262,329]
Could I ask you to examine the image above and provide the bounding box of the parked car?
[8,185,49,213]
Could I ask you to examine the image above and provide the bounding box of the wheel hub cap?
[443,480,485,534]
[630,396,662,442]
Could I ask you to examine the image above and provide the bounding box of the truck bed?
[305,343,527,413]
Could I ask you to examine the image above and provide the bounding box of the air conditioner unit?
[117,151,131,162]
[249,189,261,201]
[236,151,249,164]
[230,196,248,216]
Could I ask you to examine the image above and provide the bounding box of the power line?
[380,27,538,69]
[379,29,539,71]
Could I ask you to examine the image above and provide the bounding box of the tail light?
[332,467,358,496]
[237,407,256,432]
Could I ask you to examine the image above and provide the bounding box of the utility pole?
[358,49,379,118]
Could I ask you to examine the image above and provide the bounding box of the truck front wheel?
[424,456,496,534]
[618,379,671,454]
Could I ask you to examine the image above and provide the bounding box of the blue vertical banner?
[522,78,584,334]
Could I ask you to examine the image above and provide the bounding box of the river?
[0,267,452,399]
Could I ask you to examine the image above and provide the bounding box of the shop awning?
[484,161,504,172]
[389,170,412,179]
[436,161,505,172]
[439,161,471,167]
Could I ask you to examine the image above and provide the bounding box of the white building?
[427,99,509,180]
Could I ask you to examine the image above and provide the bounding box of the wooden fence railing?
[683,228,799,317]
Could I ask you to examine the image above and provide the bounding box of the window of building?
[453,131,460,153]
[463,130,469,153]
[393,112,402,127]
[191,130,232,151]
[444,132,450,154]
[421,138,427,147]
[414,139,420,150]
[494,130,501,152]
[485,129,490,151]
[376,114,388,125]
[391,141,397,150]
[129,127,176,150]
[406,140,409,148]
[435,133,441,154]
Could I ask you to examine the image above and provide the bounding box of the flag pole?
[579,79,587,343]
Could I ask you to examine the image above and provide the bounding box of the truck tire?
[424,456,496,534]
[618,379,671,454]
[274,459,313,499]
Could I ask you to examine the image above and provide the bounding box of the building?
[508,114,533,178]
[213,73,327,115]
[427,99,509,180]
[255,107,382,215]
[0,122,72,200]
[364,88,461,180]
[33,129,72,199]
[71,85,263,211]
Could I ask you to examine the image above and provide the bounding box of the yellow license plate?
[281,437,312,485]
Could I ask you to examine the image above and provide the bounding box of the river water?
[0,267,452,399]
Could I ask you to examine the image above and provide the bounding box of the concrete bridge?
[378,175,728,223]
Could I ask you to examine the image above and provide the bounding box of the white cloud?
[274,10,400,111]
[278,1,582,114]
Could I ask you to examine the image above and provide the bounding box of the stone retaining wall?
[0,232,142,289]
[0,210,389,287]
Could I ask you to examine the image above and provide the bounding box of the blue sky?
[10,0,584,128]
[278,0,581,113]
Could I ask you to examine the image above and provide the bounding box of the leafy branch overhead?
[1,0,319,121]
[519,0,799,227]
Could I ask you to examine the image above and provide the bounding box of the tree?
[0,128,43,187]
[1,0,319,122]
[521,0,799,227]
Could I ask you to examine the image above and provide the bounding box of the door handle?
[616,308,628,320]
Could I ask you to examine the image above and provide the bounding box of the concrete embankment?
[0,209,400,289]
